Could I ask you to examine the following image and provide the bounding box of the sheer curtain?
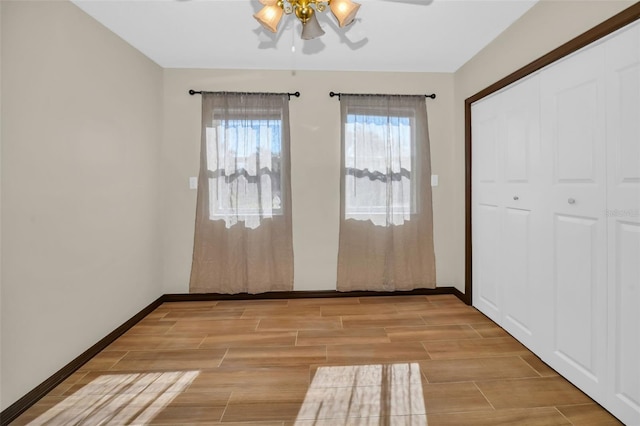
[337,95,436,291]
[189,92,293,294]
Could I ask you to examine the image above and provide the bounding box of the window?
[205,108,284,228]
[343,105,418,226]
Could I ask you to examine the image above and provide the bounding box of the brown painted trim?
[464,3,640,308]
[464,97,473,306]
[163,287,465,302]
[0,287,464,424]
[0,296,165,426]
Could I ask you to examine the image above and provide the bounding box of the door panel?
[475,115,500,184]
[552,214,601,382]
[605,20,640,426]
[554,81,598,183]
[473,203,501,320]
[612,222,640,417]
[502,208,533,341]
[472,94,503,319]
[540,43,607,399]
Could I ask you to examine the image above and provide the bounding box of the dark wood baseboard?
[0,286,465,425]
[0,296,165,426]
[163,286,467,303]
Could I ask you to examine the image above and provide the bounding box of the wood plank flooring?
[11,295,622,425]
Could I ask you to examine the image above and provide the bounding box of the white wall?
[161,69,456,293]
[0,1,163,410]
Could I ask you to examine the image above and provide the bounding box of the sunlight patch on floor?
[295,363,427,425]
[27,371,199,425]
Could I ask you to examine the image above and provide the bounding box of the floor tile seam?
[296,338,393,346]
[472,380,497,411]
[388,337,484,344]
[420,368,430,384]
[240,315,325,321]
[420,335,527,345]
[420,341,434,360]
[553,405,577,425]
[217,348,230,368]
[418,319,494,326]
[466,325,485,338]
[218,396,231,424]
[420,353,536,362]
[195,334,209,349]
[419,351,529,360]
[105,351,130,371]
[518,355,547,378]
[424,377,523,385]
[111,347,226,354]
[225,344,327,351]
[325,355,432,365]
[296,414,429,422]
[423,407,562,419]
[473,375,562,389]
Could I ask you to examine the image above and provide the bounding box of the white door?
[539,44,608,400]
[472,74,544,352]
[604,21,640,426]
[498,75,543,352]
[472,94,504,323]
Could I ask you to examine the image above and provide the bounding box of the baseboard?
[0,296,165,426]
[0,286,466,425]
[163,286,467,303]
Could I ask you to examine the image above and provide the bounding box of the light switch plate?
[431,175,439,187]
[189,177,198,189]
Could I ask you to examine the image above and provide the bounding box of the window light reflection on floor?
[27,371,199,425]
[295,363,427,425]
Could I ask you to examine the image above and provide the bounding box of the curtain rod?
[329,91,436,100]
[189,90,301,100]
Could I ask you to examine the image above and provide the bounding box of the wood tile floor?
[12,295,622,425]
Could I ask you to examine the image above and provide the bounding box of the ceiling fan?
[254,0,433,40]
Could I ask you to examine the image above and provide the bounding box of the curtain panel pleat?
[189,93,294,294]
[337,95,436,291]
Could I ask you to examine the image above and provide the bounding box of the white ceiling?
[71,0,538,73]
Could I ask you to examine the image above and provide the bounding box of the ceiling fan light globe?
[301,13,325,40]
[253,5,284,33]
[330,0,360,27]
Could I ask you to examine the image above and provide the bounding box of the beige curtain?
[189,92,293,294]
[337,95,436,291]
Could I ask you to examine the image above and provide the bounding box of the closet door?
[472,75,543,350]
[539,44,608,400]
[472,94,503,323]
[498,75,543,350]
[605,21,640,426]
